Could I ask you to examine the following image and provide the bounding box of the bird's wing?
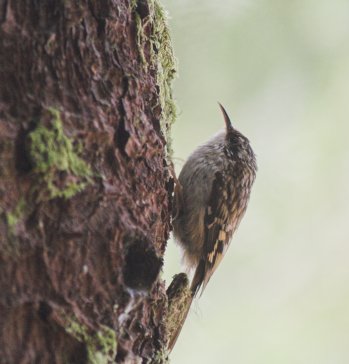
[192,171,236,296]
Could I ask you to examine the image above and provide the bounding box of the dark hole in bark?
[105,147,119,175]
[123,237,162,291]
[135,0,149,20]
[15,125,36,174]
[97,19,106,38]
[38,301,52,322]
[152,118,161,133]
[116,344,128,362]
[115,118,130,156]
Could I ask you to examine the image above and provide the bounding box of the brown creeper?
[173,103,257,294]
[169,104,257,349]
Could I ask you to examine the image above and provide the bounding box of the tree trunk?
[0,0,176,363]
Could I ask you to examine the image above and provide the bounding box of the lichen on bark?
[134,0,177,156]
[63,314,117,364]
[27,108,93,201]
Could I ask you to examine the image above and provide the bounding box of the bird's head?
[218,103,256,168]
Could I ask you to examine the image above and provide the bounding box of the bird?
[169,103,257,350]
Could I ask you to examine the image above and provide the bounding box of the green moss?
[150,1,177,157]
[0,198,27,255]
[130,0,138,10]
[27,108,92,200]
[135,12,147,65]
[6,211,19,229]
[65,317,117,364]
[133,0,177,157]
[5,198,26,230]
[152,350,170,364]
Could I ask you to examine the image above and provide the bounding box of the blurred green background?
[161,0,349,363]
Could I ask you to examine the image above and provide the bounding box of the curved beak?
[218,102,233,132]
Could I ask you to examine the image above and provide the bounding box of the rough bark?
[0,0,176,363]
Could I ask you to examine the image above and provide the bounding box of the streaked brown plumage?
[169,103,257,350]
